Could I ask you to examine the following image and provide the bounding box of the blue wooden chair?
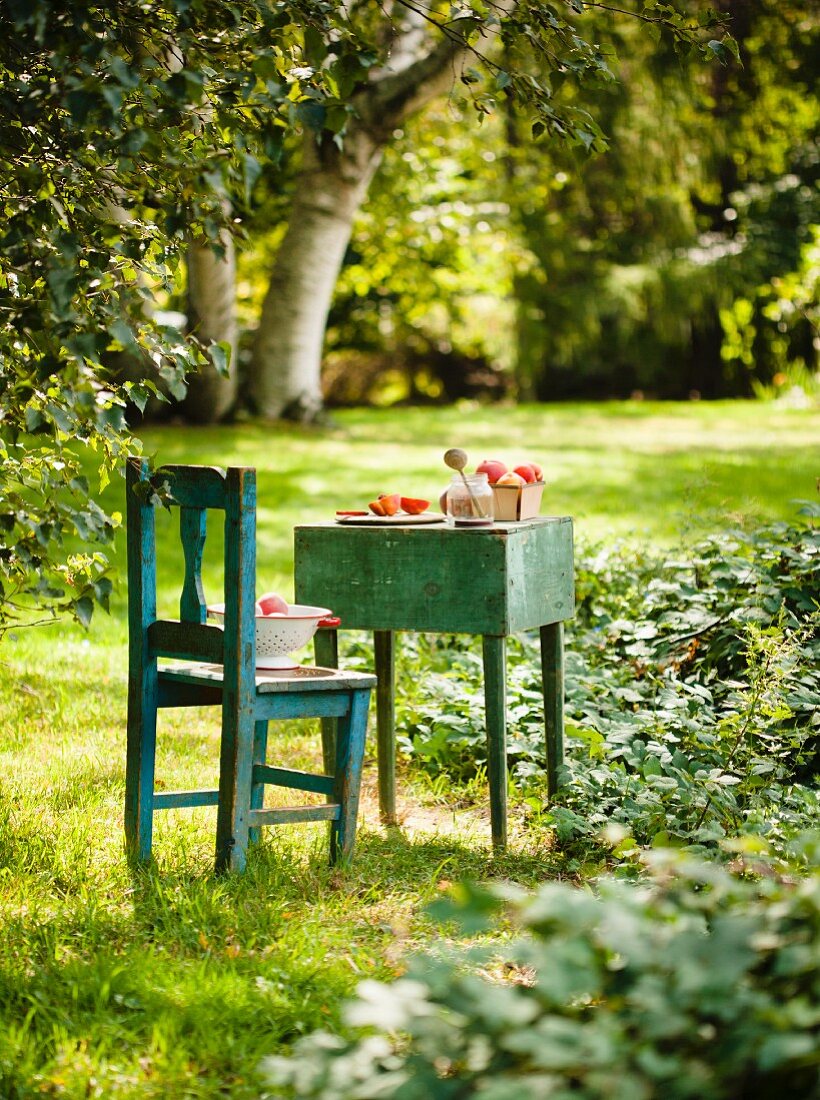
[125,459,376,873]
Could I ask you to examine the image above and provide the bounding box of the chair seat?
[159,662,376,694]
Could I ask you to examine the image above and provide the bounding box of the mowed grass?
[140,399,819,560]
[0,400,817,1097]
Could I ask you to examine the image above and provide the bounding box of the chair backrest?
[126,460,257,681]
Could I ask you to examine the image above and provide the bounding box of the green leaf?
[295,101,326,132]
[209,341,232,377]
[243,153,262,205]
[47,265,78,314]
[108,319,138,351]
[108,56,140,90]
[96,403,127,433]
[74,596,94,628]
[303,26,328,65]
[24,407,46,433]
[46,403,74,433]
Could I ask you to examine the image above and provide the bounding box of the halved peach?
[400,497,430,515]
[370,493,401,516]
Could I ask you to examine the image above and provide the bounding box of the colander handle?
[318,616,341,628]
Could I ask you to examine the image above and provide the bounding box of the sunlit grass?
[1,630,547,1097]
[1,400,818,1095]
[131,398,819,588]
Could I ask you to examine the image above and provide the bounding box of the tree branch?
[363,0,516,129]
[378,2,430,75]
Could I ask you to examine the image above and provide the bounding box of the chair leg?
[329,688,370,865]
[215,710,256,874]
[124,681,158,864]
[249,719,269,846]
[313,626,339,772]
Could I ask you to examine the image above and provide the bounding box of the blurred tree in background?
[310,0,817,405]
[245,0,717,420]
[511,0,819,401]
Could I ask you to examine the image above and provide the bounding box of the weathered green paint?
[248,805,341,826]
[157,680,222,708]
[482,635,508,849]
[125,460,375,875]
[293,517,574,847]
[294,518,573,634]
[251,763,335,796]
[313,626,339,773]
[313,626,339,668]
[214,466,258,873]
[249,719,269,846]
[162,465,230,510]
[541,621,565,797]
[153,789,220,809]
[179,507,208,623]
[159,662,367,695]
[148,620,224,662]
[125,458,158,863]
[374,631,397,826]
[331,688,370,864]
[507,522,574,630]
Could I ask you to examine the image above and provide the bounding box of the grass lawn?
[1,400,817,1097]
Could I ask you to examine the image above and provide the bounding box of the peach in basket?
[207,602,333,670]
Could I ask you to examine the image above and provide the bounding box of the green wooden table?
[294,517,574,848]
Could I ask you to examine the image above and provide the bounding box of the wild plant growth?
[388,518,819,863]
[265,846,820,1100]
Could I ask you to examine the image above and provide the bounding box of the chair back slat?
[162,465,230,510]
[126,458,157,639]
[179,507,208,623]
[221,467,257,671]
[147,620,225,663]
[126,459,257,669]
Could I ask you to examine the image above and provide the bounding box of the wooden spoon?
[443,448,488,518]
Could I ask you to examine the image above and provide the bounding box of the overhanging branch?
[363,0,517,128]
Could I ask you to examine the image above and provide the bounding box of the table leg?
[540,621,565,797]
[482,634,508,849]
[313,627,339,774]
[374,630,397,825]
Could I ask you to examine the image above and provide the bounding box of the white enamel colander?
[207,603,333,669]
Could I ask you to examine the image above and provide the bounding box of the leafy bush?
[261,849,820,1099]
[392,520,819,859]
[264,521,819,1098]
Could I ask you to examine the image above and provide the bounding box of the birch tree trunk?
[183,227,239,423]
[248,8,490,421]
[250,130,382,420]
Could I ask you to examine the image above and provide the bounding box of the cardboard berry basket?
[491,481,545,521]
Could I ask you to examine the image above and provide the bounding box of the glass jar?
[445,473,494,528]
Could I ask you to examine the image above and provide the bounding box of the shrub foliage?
[263,850,820,1099]
[265,519,819,1098]
[394,518,819,861]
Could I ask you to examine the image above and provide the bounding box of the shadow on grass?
[118,816,564,919]
[0,809,566,1095]
[348,825,563,891]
